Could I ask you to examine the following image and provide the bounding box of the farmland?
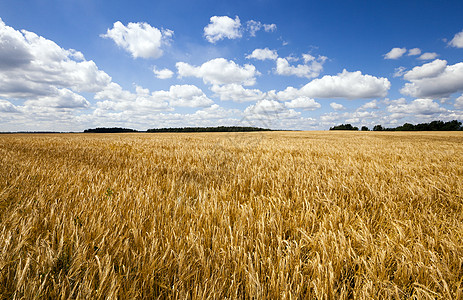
[0,131,462,299]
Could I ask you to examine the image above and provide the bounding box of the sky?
[1,0,463,131]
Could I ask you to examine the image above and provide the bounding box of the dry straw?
[0,131,462,299]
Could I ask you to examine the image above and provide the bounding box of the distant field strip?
[0,132,462,299]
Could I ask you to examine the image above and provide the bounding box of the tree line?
[83,126,272,133]
[330,120,462,131]
[146,126,272,133]
[84,127,138,133]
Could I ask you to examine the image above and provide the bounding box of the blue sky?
[1,0,463,131]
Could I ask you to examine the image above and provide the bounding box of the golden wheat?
[0,131,462,299]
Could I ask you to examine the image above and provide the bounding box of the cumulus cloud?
[246,48,278,61]
[418,52,438,60]
[246,20,277,36]
[96,83,212,110]
[0,99,20,113]
[454,95,463,109]
[330,102,345,111]
[245,99,284,114]
[101,21,173,59]
[0,18,110,108]
[246,20,262,37]
[118,104,245,130]
[284,97,321,110]
[401,59,463,98]
[320,110,378,125]
[449,30,463,48]
[384,47,407,59]
[263,24,277,32]
[343,110,379,124]
[278,70,390,100]
[211,84,265,102]
[25,88,90,109]
[275,55,327,79]
[387,98,446,116]
[153,66,174,79]
[158,85,214,107]
[176,58,259,86]
[203,16,276,42]
[393,66,407,77]
[184,105,243,126]
[0,28,33,70]
[403,59,447,81]
[204,16,242,43]
[358,100,379,110]
[244,99,300,120]
[95,83,170,112]
[408,48,421,56]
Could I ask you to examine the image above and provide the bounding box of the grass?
[0,131,462,299]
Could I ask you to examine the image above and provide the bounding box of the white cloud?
[418,52,438,60]
[0,18,111,104]
[246,20,262,37]
[246,20,277,36]
[275,55,327,79]
[330,102,345,111]
[0,25,33,70]
[278,69,390,100]
[344,111,378,124]
[401,59,463,98]
[403,59,447,80]
[189,104,238,120]
[203,17,275,42]
[176,58,259,86]
[455,95,463,109]
[284,97,321,110]
[449,30,463,48]
[384,47,407,59]
[211,84,265,102]
[387,98,446,116]
[408,48,421,56]
[95,83,170,111]
[25,88,89,109]
[320,110,378,125]
[320,112,341,123]
[101,21,173,59]
[393,66,407,77]
[204,16,242,43]
[358,100,379,110]
[246,48,278,61]
[246,99,283,114]
[244,99,300,119]
[0,99,20,113]
[125,105,246,130]
[302,54,315,63]
[384,97,407,105]
[153,66,174,79]
[263,24,277,32]
[158,85,214,107]
[95,83,212,110]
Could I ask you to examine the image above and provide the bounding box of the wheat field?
[0,131,462,299]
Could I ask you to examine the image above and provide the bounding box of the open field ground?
[0,131,462,299]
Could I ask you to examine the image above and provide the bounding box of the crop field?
[0,131,462,299]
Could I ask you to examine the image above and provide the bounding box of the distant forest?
[83,127,138,133]
[146,126,272,133]
[83,126,272,133]
[330,120,462,131]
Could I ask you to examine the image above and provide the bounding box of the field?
[0,131,462,299]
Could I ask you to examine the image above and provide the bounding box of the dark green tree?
[329,124,359,130]
[395,123,415,131]
[373,125,383,131]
